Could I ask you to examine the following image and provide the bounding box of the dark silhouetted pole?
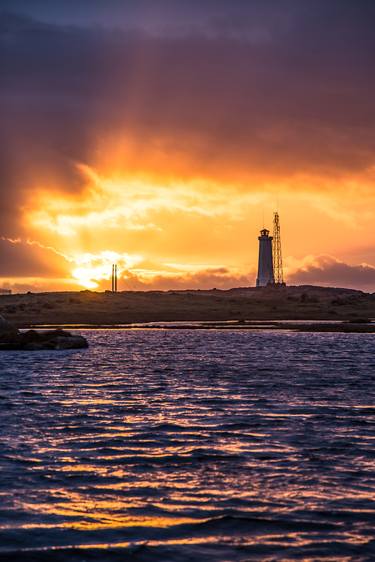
[111,264,118,293]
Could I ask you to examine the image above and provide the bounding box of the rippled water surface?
[0,330,374,561]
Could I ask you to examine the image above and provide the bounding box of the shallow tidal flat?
[0,329,374,561]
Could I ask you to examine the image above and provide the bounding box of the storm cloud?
[1,1,375,289]
[1,1,375,236]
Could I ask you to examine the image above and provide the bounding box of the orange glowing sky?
[1,1,375,292]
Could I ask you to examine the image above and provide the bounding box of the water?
[0,330,374,561]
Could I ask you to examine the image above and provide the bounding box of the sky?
[1,0,375,292]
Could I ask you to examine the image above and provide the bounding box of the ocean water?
[0,329,374,561]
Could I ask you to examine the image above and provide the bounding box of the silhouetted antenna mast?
[272,212,284,285]
[111,264,118,293]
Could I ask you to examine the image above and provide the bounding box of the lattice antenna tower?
[272,211,284,284]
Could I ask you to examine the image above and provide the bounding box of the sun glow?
[27,165,267,238]
[16,159,375,293]
[71,251,142,289]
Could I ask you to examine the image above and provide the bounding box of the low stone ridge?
[1,286,374,325]
[0,315,88,350]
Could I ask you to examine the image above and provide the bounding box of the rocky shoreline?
[17,320,375,333]
[0,316,88,351]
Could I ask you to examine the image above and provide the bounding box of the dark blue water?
[0,330,374,561]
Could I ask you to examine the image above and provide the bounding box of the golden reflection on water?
[16,495,203,531]
[2,330,374,559]
[1,516,204,531]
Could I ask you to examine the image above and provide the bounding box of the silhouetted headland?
[0,285,374,332]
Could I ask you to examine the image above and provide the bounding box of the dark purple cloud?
[289,256,375,292]
[0,238,69,277]
[94,266,253,291]
[0,2,375,237]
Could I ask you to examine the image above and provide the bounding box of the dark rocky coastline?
[0,316,88,350]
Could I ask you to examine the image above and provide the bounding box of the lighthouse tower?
[256,228,275,287]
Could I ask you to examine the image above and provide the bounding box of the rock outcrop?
[0,316,88,350]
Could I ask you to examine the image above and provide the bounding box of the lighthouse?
[256,228,275,287]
